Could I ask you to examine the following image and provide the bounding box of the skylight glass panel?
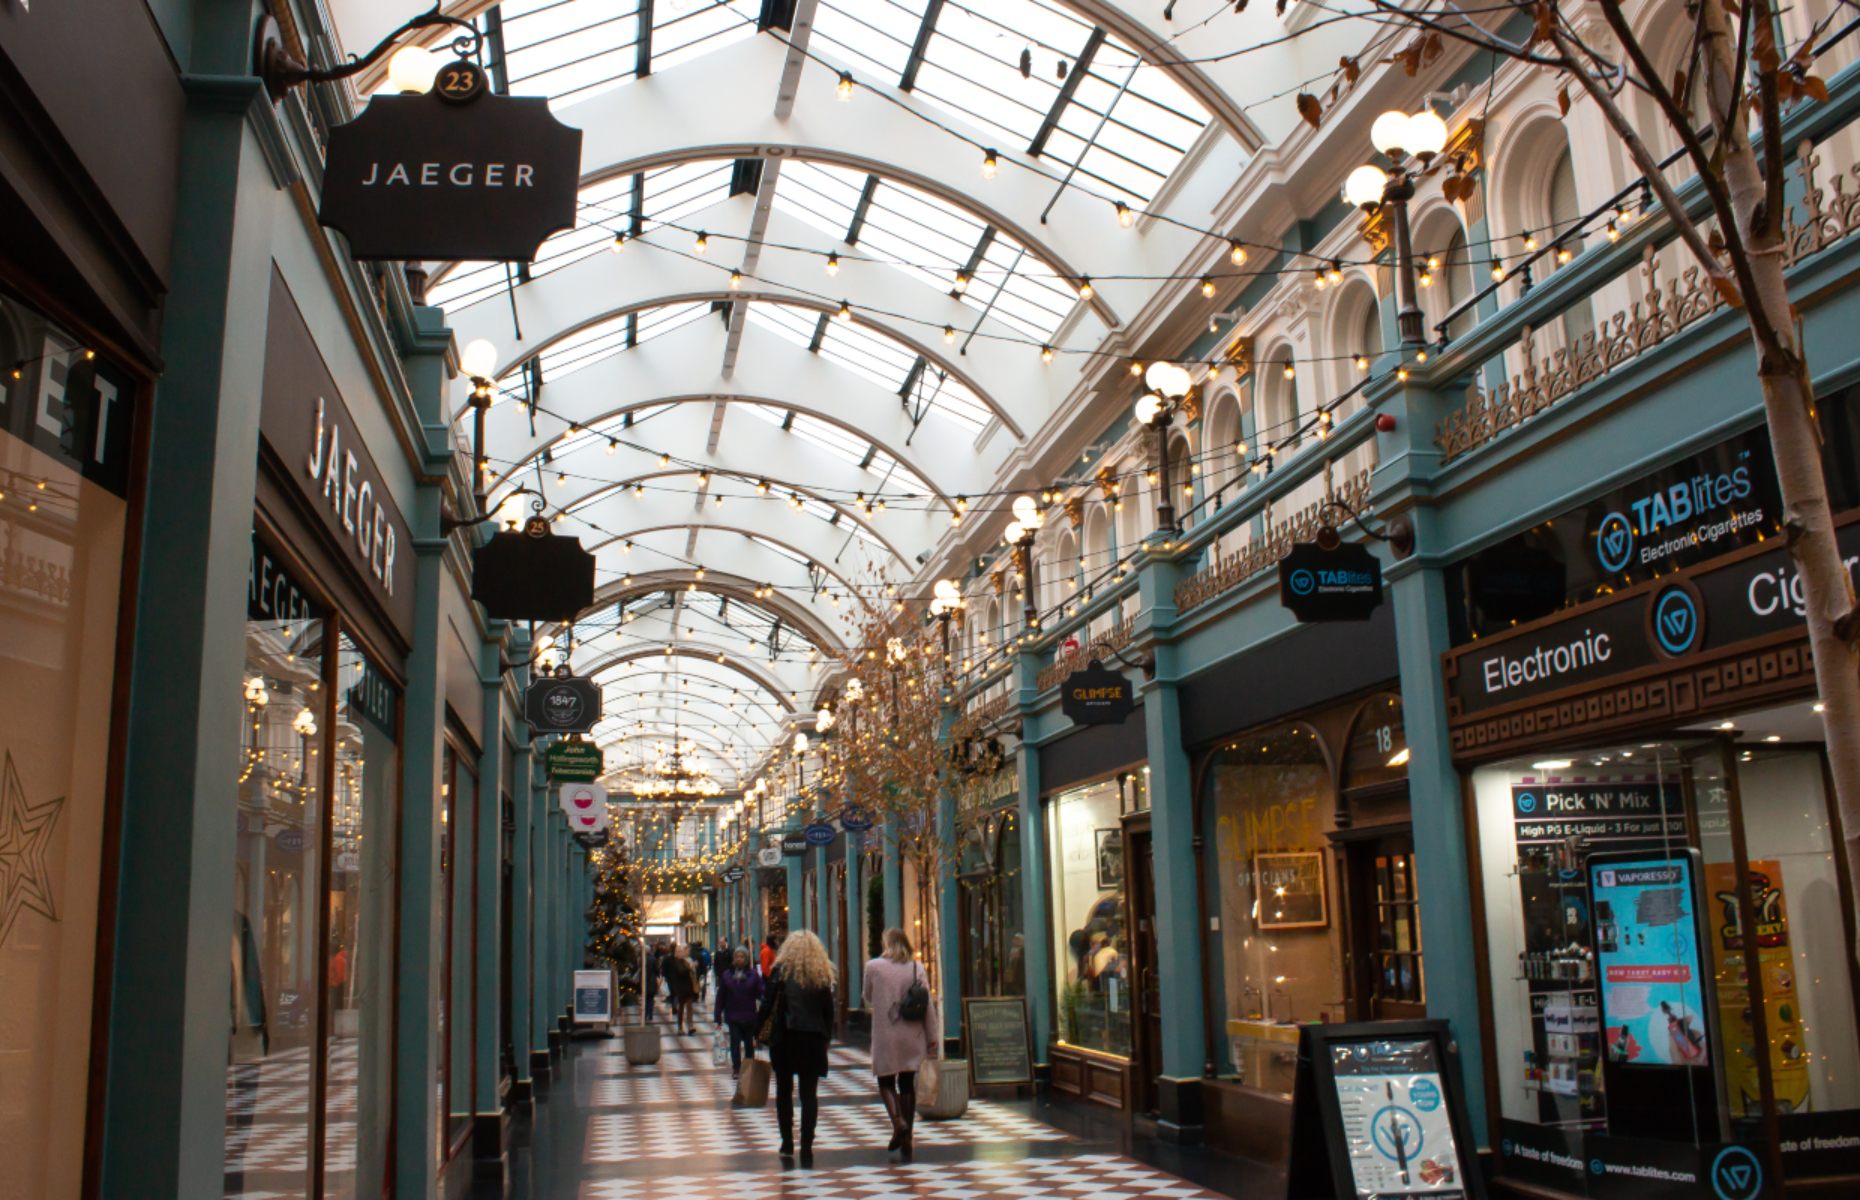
[497,0,760,108]
[811,0,1211,204]
[736,404,932,498]
[428,162,732,313]
[771,162,1076,342]
[810,0,924,76]
[495,301,711,404]
[750,534,811,566]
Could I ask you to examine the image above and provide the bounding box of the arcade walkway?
[489,1015,1271,1199]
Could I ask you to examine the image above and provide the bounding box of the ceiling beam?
[898,0,945,93]
[1028,27,1106,158]
[635,0,656,78]
[843,174,880,245]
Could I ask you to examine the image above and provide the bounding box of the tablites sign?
[1059,660,1135,726]
[318,70,582,262]
[525,674,601,734]
[1279,541,1383,622]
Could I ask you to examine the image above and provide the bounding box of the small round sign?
[804,822,836,847]
[433,59,487,104]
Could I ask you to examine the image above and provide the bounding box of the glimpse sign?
[1059,660,1135,726]
[1278,541,1383,622]
[319,87,582,261]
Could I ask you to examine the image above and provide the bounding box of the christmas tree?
[586,840,644,999]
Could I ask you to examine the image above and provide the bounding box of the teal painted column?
[1013,657,1053,1062]
[882,816,903,932]
[1388,562,1489,1139]
[393,526,449,1199]
[784,816,804,934]
[1138,559,1209,1134]
[473,641,507,1133]
[1015,750,1052,1064]
[98,69,279,1199]
[506,656,537,1086]
[533,790,555,1061]
[843,831,864,1007]
[390,293,455,1199]
[1376,374,1488,1140]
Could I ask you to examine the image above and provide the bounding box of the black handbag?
[898,963,929,1022]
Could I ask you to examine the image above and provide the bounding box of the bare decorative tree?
[827,606,958,984]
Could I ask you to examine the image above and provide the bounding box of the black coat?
[757,965,836,1076]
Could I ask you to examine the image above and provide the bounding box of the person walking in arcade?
[755,929,836,1166]
[863,927,938,1160]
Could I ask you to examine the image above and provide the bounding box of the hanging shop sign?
[804,822,836,847]
[780,832,809,856]
[471,520,597,622]
[260,271,416,637]
[525,673,601,734]
[558,781,607,817]
[1059,660,1135,726]
[317,79,582,262]
[840,808,874,832]
[571,828,609,850]
[1285,1019,1483,1200]
[756,847,783,868]
[1278,540,1384,622]
[545,738,604,782]
[722,867,745,883]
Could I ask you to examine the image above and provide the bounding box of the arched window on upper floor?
[1327,280,1382,406]
[1260,346,1300,461]
[1169,430,1196,530]
[1202,389,1244,506]
[1083,503,1112,585]
[1051,526,1079,613]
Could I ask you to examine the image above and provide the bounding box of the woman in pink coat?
[862,927,938,1159]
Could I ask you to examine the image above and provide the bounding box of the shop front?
[225,271,413,1198]
[1193,688,1414,1161]
[1039,700,1150,1110]
[1444,384,1860,1197]
[956,764,1025,1006]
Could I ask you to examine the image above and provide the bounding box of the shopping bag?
[712,1029,730,1068]
[734,1055,772,1108]
[914,1057,940,1109]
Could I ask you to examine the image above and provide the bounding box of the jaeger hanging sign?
[318,62,582,262]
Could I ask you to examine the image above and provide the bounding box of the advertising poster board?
[1285,1020,1483,1199]
[1587,853,1710,1068]
[573,968,613,1026]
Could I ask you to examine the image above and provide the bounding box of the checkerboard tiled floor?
[578,1155,1230,1199]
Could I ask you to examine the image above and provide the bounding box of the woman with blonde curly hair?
[755,928,837,1165]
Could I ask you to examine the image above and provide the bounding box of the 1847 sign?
[319,74,582,261]
[1278,541,1383,622]
[1060,660,1135,726]
[525,674,601,734]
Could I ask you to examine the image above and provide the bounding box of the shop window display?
[1203,724,1343,1094]
[227,567,327,1199]
[1472,705,1860,1187]
[1048,777,1138,1058]
[958,812,1025,998]
[0,291,138,1198]
[442,745,477,1157]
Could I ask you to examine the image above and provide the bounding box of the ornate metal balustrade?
[1172,467,1374,614]
[1437,141,1860,466]
[1035,623,1137,693]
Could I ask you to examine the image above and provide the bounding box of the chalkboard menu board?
[964,997,1033,1086]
